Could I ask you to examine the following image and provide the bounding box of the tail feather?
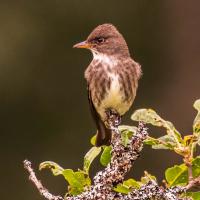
[87,85,112,146]
[95,119,112,146]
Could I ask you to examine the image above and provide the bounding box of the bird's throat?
[92,52,119,68]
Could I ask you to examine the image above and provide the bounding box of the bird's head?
[73,24,130,57]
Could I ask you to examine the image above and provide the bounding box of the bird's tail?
[95,119,112,147]
[87,86,112,146]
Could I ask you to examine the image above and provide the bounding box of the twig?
[185,176,200,190]
[23,160,63,200]
[187,163,193,182]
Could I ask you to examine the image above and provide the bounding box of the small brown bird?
[74,24,142,146]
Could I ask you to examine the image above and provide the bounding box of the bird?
[73,24,142,146]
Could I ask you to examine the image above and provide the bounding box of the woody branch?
[24,122,200,200]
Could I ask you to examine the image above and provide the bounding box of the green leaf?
[62,169,91,195]
[144,136,160,146]
[73,171,91,186]
[183,135,195,147]
[141,171,157,184]
[119,125,137,146]
[165,157,200,187]
[90,134,97,146]
[100,146,112,166]
[113,178,141,194]
[113,184,130,194]
[123,179,141,189]
[186,192,200,200]
[39,161,64,176]
[152,135,177,150]
[192,157,200,177]
[119,125,137,134]
[131,109,164,126]
[39,161,91,195]
[165,164,188,186]
[193,99,200,141]
[144,135,177,150]
[121,131,130,147]
[131,109,183,145]
[83,146,101,174]
[63,169,83,188]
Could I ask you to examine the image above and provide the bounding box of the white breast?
[92,53,132,119]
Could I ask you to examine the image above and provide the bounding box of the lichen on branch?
[24,99,200,200]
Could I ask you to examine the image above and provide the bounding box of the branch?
[24,160,63,200]
[65,122,148,200]
[24,122,200,200]
[185,176,200,191]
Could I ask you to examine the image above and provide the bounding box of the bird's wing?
[87,85,111,146]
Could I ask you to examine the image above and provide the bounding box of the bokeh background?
[0,0,200,199]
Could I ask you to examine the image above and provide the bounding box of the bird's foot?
[105,109,121,129]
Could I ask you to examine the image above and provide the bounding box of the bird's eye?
[94,37,105,44]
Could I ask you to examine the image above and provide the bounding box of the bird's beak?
[73,40,91,49]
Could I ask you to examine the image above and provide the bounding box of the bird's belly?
[97,75,132,120]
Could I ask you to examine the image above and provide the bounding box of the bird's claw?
[105,109,121,128]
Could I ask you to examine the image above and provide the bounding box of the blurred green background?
[0,0,200,199]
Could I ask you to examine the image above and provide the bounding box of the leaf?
[90,134,97,146]
[144,134,177,150]
[119,125,137,134]
[113,178,141,194]
[152,135,177,150]
[123,179,141,189]
[186,192,200,200]
[165,164,188,186]
[73,171,91,186]
[194,99,200,113]
[121,130,132,147]
[113,184,130,194]
[141,171,157,184]
[131,109,183,145]
[83,146,101,174]
[184,135,195,146]
[192,157,200,178]
[39,161,91,195]
[39,161,64,176]
[119,125,137,146]
[62,169,91,195]
[193,99,200,140]
[63,169,83,188]
[144,136,160,146]
[100,146,112,166]
[165,157,200,187]
[121,131,130,147]
[131,109,164,126]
